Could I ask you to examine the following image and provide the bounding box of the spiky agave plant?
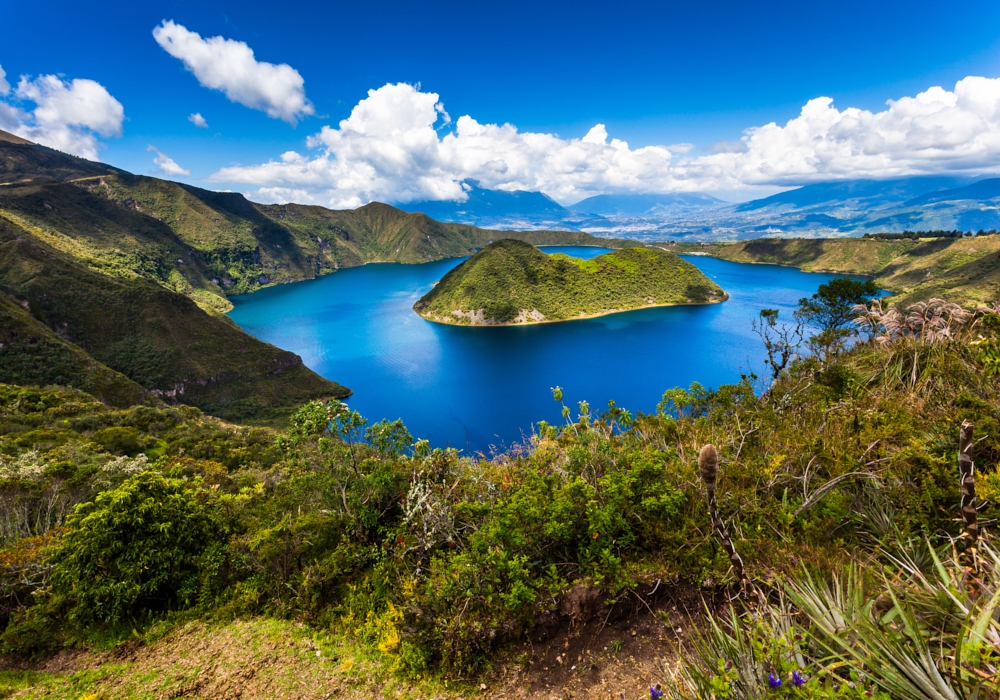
[662,583,887,700]
[786,538,1000,700]
[784,420,999,700]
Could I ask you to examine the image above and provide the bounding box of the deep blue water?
[228,247,848,452]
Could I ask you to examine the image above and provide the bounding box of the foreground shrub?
[50,471,212,625]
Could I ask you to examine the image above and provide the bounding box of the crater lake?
[228,247,851,452]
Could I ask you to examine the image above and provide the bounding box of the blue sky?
[4,0,1000,205]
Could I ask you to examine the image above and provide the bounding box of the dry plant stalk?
[959,421,981,587]
[698,444,751,599]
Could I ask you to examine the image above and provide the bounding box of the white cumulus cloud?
[211,83,678,207]
[148,146,191,176]
[211,74,1000,207]
[0,70,124,160]
[188,112,208,128]
[687,78,1000,186]
[153,20,313,124]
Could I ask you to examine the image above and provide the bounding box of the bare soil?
[4,581,714,700]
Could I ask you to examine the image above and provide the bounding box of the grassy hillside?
[0,131,123,184]
[0,219,348,420]
[673,234,1000,306]
[415,239,726,325]
[0,294,149,407]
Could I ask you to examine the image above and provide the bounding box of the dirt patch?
[4,582,716,699]
[490,579,707,699]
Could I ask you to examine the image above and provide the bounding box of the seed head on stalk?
[699,444,719,489]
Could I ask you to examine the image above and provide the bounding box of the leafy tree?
[796,278,879,357]
[365,418,413,457]
[796,278,880,333]
[51,471,212,625]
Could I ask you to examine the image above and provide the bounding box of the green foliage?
[414,239,726,324]
[796,278,880,334]
[3,297,1000,678]
[794,278,879,358]
[51,471,212,625]
[667,598,889,699]
[669,538,1000,700]
[98,336,177,388]
[365,419,413,457]
[0,295,147,408]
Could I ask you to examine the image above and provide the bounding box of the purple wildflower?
[792,670,807,686]
[768,673,782,689]
[650,685,665,700]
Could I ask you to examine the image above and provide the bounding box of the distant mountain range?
[399,184,579,230]
[398,176,1000,241]
[399,184,728,231]
[571,192,727,217]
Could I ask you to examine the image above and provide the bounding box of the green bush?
[51,471,213,625]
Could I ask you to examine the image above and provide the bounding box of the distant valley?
[399,175,1000,240]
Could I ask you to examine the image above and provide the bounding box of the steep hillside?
[0,130,122,184]
[414,239,725,325]
[676,234,1000,306]
[0,293,149,407]
[0,219,348,420]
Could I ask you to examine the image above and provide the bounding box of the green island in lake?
[413,239,727,325]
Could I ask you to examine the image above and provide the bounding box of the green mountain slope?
[0,132,123,184]
[0,293,149,407]
[678,235,1000,306]
[0,219,348,420]
[414,239,726,325]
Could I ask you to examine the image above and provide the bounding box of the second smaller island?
[413,239,728,326]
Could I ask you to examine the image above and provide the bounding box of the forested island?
[413,239,727,325]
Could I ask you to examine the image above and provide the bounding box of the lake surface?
[228,247,848,452]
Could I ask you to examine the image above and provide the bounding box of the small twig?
[631,589,656,617]
[818,402,847,435]
[584,598,620,653]
[861,439,881,459]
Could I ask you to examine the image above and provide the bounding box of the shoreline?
[414,293,729,327]
[677,252,879,280]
